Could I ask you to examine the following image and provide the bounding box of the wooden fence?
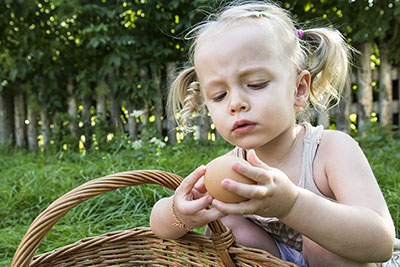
[0,62,399,151]
[314,64,400,136]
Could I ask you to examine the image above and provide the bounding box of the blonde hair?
[168,0,352,133]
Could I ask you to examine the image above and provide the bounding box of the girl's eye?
[213,92,227,102]
[248,81,269,89]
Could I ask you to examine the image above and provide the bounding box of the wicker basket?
[11,170,299,266]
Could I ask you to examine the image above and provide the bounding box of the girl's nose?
[229,94,249,115]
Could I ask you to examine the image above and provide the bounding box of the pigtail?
[167,66,201,134]
[302,28,352,111]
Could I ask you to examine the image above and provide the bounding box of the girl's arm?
[280,130,395,262]
[150,166,225,239]
[150,196,188,239]
[211,132,395,262]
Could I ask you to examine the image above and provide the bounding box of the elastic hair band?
[296,29,304,39]
[171,199,193,231]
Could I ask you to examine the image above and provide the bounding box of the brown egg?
[204,155,255,203]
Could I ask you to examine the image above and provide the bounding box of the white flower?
[150,137,166,149]
[131,140,143,150]
[130,110,144,118]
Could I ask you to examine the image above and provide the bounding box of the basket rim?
[11,170,236,267]
[11,169,298,267]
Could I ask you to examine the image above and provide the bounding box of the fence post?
[0,89,14,146]
[356,42,373,134]
[335,78,352,134]
[397,65,400,129]
[166,62,177,145]
[378,44,393,125]
[14,83,27,148]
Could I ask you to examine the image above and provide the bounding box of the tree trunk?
[14,89,27,148]
[39,105,50,149]
[0,89,14,146]
[27,105,38,150]
[196,107,210,140]
[95,78,107,121]
[166,62,177,145]
[378,43,393,125]
[96,94,107,121]
[107,69,124,133]
[52,111,62,146]
[152,67,163,136]
[335,78,352,134]
[126,100,138,140]
[67,76,78,140]
[398,65,400,130]
[39,79,50,149]
[108,92,124,133]
[142,99,150,124]
[82,95,92,151]
[356,42,373,133]
[139,68,150,125]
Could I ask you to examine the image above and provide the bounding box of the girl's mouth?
[232,120,256,134]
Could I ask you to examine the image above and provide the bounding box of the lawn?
[1,124,399,266]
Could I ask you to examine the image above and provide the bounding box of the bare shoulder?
[321,128,358,147]
[318,129,364,160]
[318,128,369,172]
[312,129,365,198]
[317,129,382,205]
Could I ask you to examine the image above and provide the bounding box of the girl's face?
[194,22,309,150]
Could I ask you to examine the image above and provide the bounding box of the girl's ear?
[294,70,311,107]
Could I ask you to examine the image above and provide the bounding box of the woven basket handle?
[11,170,236,267]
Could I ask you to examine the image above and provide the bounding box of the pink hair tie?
[296,29,304,39]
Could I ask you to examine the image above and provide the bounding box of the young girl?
[150,1,396,266]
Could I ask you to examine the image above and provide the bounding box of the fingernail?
[232,162,240,169]
[221,179,230,188]
[250,149,261,163]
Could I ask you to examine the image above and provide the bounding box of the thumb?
[247,149,271,169]
[176,165,206,196]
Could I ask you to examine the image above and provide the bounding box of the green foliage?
[355,123,400,232]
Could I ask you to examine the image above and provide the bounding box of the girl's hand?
[193,176,208,196]
[173,166,226,229]
[211,149,299,219]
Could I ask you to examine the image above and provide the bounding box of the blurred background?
[1,0,399,153]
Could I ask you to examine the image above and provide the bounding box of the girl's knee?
[221,215,280,258]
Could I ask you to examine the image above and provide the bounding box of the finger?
[221,178,269,199]
[180,194,213,215]
[176,165,206,196]
[198,207,227,223]
[194,176,207,193]
[211,199,250,215]
[232,160,272,184]
[192,188,209,200]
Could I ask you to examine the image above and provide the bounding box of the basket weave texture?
[12,170,299,267]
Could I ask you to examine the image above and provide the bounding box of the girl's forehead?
[194,20,286,64]
[193,21,297,83]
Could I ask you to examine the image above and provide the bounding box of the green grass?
[1,125,399,266]
[0,138,233,266]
